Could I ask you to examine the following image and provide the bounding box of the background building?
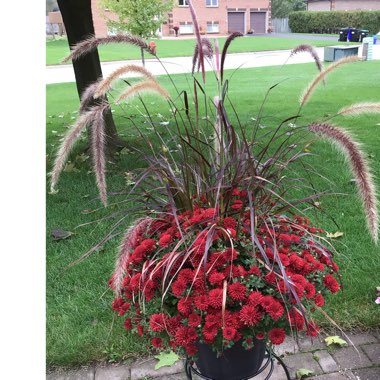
[305,0,380,11]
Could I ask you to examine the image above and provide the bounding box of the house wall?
[334,0,380,11]
[91,0,271,37]
[162,0,271,36]
[307,0,380,12]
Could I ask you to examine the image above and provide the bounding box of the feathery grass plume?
[337,102,380,116]
[116,80,170,104]
[91,103,109,206]
[290,44,323,72]
[62,34,156,63]
[188,0,205,82]
[79,80,102,114]
[309,123,378,242]
[191,38,214,74]
[221,32,243,83]
[112,218,153,297]
[50,103,108,193]
[94,65,157,99]
[300,55,361,107]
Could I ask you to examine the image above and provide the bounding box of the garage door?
[250,12,266,34]
[228,12,245,34]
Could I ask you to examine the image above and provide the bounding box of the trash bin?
[374,36,377,45]
[349,28,360,42]
[359,29,369,42]
[339,27,350,42]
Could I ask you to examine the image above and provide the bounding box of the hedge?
[289,11,380,35]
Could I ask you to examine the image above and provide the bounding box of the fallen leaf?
[120,147,131,155]
[51,228,73,241]
[159,121,169,126]
[154,351,180,370]
[63,163,79,173]
[325,336,348,347]
[76,153,89,162]
[326,231,344,238]
[296,368,314,379]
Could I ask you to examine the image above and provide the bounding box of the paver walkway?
[46,45,380,85]
[47,330,380,380]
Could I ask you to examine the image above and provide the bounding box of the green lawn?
[46,35,341,65]
[46,61,380,368]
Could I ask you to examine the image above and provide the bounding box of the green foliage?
[272,0,306,19]
[296,368,314,379]
[100,0,174,38]
[289,11,380,34]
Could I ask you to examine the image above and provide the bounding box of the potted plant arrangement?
[50,2,379,379]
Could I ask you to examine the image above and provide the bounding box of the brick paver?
[47,330,380,380]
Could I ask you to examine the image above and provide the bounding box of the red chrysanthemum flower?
[151,337,163,348]
[209,271,225,285]
[228,282,247,301]
[248,266,261,276]
[323,274,340,293]
[208,288,223,308]
[149,313,166,332]
[178,268,194,284]
[314,293,325,307]
[223,217,237,230]
[239,305,263,326]
[175,326,198,346]
[124,318,132,331]
[247,291,264,306]
[231,199,243,210]
[118,302,131,316]
[194,295,209,311]
[141,238,156,252]
[137,325,144,337]
[172,278,187,297]
[188,313,201,327]
[268,327,286,345]
[306,322,319,337]
[202,325,218,342]
[266,300,284,321]
[185,343,198,356]
[112,298,123,311]
[223,326,237,341]
[177,297,193,316]
[159,233,172,247]
[304,282,316,299]
[256,332,265,340]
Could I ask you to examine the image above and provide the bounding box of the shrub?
[289,11,380,34]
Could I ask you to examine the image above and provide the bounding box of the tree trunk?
[57,0,124,154]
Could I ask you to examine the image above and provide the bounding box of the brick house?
[91,0,272,38]
[305,0,380,11]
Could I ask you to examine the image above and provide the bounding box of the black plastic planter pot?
[195,338,266,380]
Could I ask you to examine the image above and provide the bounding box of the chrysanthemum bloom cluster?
[110,190,341,358]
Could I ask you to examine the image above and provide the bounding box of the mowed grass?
[46,61,380,368]
[46,35,340,65]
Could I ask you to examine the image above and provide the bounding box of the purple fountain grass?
[79,80,103,114]
[191,37,214,74]
[91,104,108,207]
[112,217,153,297]
[115,80,170,104]
[220,32,243,83]
[337,102,380,116]
[50,102,109,194]
[94,64,157,99]
[300,56,361,107]
[188,0,205,83]
[62,34,156,64]
[290,44,323,72]
[309,122,378,243]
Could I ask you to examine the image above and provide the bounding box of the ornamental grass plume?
[309,123,378,242]
[115,80,170,104]
[290,44,323,72]
[62,34,156,63]
[337,102,380,116]
[94,64,157,99]
[300,55,361,107]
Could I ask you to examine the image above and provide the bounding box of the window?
[206,0,218,6]
[178,0,189,6]
[179,22,193,34]
[206,21,219,33]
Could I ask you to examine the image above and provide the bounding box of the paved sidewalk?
[45,45,380,85]
[47,330,380,380]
